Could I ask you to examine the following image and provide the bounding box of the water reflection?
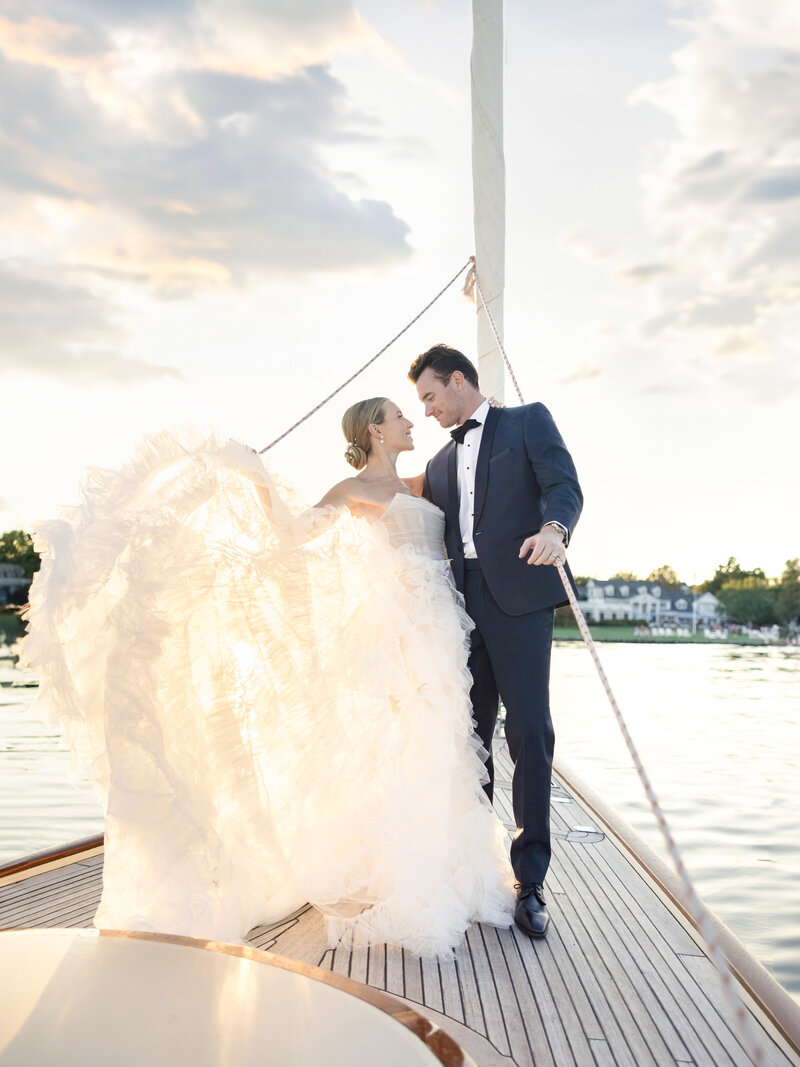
[0,684,103,861]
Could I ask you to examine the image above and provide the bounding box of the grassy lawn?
[553,624,780,645]
[554,625,651,642]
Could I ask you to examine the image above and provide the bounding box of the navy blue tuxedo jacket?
[422,403,583,616]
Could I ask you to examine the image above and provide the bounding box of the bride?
[23,396,515,958]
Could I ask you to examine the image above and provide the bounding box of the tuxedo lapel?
[446,440,459,524]
[473,405,500,528]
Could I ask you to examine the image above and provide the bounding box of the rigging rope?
[469,260,768,1066]
[259,258,474,454]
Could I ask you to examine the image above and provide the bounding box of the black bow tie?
[450,418,481,445]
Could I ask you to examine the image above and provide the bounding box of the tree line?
[602,558,800,628]
[2,530,799,627]
[0,530,39,605]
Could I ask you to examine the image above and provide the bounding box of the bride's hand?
[488,396,505,409]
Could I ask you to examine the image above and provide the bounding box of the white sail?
[471,0,505,402]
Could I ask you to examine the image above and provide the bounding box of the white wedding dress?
[23,431,514,957]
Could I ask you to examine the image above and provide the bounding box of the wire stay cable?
[259,259,474,455]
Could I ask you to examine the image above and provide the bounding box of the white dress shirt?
[455,398,491,559]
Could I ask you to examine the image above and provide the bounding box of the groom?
[409,344,583,938]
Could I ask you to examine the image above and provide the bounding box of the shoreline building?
[578,578,722,627]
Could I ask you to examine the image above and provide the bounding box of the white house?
[578,579,722,625]
[694,592,723,622]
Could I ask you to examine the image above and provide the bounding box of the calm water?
[551,641,800,1005]
[1,643,798,1002]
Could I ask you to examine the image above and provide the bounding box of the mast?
[471,0,505,403]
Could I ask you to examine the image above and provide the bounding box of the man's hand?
[519,526,565,566]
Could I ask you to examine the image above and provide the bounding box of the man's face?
[414,367,467,429]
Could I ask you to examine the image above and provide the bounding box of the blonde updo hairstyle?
[342,397,388,470]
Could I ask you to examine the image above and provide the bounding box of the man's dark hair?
[408,344,479,389]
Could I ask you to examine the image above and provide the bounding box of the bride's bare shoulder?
[314,477,363,509]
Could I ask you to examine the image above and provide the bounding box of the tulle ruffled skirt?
[22,431,514,957]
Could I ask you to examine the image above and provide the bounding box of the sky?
[1,0,798,584]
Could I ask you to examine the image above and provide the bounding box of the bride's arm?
[241,449,349,542]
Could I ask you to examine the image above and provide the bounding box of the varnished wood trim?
[553,756,800,1058]
[75,929,470,1066]
[0,834,104,887]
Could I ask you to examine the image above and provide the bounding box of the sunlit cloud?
[0,3,409,301]
[0,2,376,79]
[710,326,770,361]
[0,262,181,385]
[0,15,110,74]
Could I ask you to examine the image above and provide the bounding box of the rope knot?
[462,258,476,304]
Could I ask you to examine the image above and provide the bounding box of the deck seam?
[499,926,555,1066]
[545,866,632,1066]
[555,837,708,1065]
[562,783,766,1066]
[574,829,743,1066]
[553,855,661,1066]
[0,882,102,928]
[545,885,636,1067]
[452,955,469,1032]
[529,916,603,1064]
[474,922,513,1057]
[464,924,492,1045]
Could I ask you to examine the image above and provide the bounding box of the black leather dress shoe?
[514,882,549,938]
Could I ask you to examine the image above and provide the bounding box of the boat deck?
[1,741,798,1067]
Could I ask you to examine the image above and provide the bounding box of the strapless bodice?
[379,494,446,561]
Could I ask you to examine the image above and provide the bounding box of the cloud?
[717,357,800,403]
[743,167,800,203]
[560,362,604,385]
[0,2,374,78]
[559,230,620,265]
[711,327,771,362]
[0,6,409,296]
[656,289,760,332]
[554,2,800,397]
[0,15,110,72]
[640,382,691,396]
[617,262,671,286]
[0,262,181,385]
